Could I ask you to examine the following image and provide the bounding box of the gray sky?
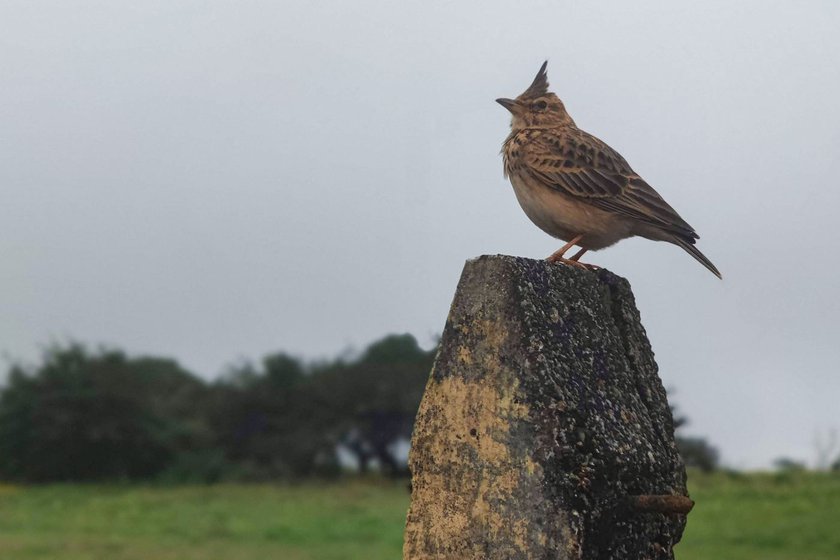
[1,1,839,469]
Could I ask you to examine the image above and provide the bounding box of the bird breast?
[508,171,633,250]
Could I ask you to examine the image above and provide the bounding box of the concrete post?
[404,255,690,560]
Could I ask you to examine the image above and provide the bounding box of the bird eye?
[532,100,548,111]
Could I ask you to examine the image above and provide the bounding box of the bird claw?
[546,257,599,271]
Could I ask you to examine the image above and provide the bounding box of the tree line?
[0,334,718,483]
[0,335,434,482]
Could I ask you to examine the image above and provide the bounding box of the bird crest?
[520,61,549,100]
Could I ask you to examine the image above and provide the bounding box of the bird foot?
[546,257,600,271]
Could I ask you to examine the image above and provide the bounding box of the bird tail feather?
[673,237,722,279]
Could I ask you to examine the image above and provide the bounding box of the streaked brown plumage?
[497,61,721,278]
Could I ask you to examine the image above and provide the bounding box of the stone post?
[404,255,690,560]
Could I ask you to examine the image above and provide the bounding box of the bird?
[497,61,721,279]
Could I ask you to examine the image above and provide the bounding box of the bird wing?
[522,129,698,239]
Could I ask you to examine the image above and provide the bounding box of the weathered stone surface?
[404,255,688,560]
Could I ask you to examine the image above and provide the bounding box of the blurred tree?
[670,401,720,472]
[0,343,208,482]
[774,457,807,472]
[263,353,306,388]
[318,334,434,476]
[676,437,720,473]
[0,334,437,482]
[211,336,435,478]
[209,352,336,478]
[813,428,839,471]
[358,334,431,365]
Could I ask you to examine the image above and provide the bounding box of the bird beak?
[496,98,518,113]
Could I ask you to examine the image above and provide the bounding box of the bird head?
[496,61,575,129]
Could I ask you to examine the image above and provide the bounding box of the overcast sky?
[2,1,839,469]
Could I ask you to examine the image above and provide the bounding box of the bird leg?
[569,248,601,270]
[569,249,601,270]
[569,247,588,261]
[546,235,583,263]
[547,236,598,271]
[569,247,600,270]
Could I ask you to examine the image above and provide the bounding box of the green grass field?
[0,472,838,559]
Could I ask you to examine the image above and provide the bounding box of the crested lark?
[497,61,721,278]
